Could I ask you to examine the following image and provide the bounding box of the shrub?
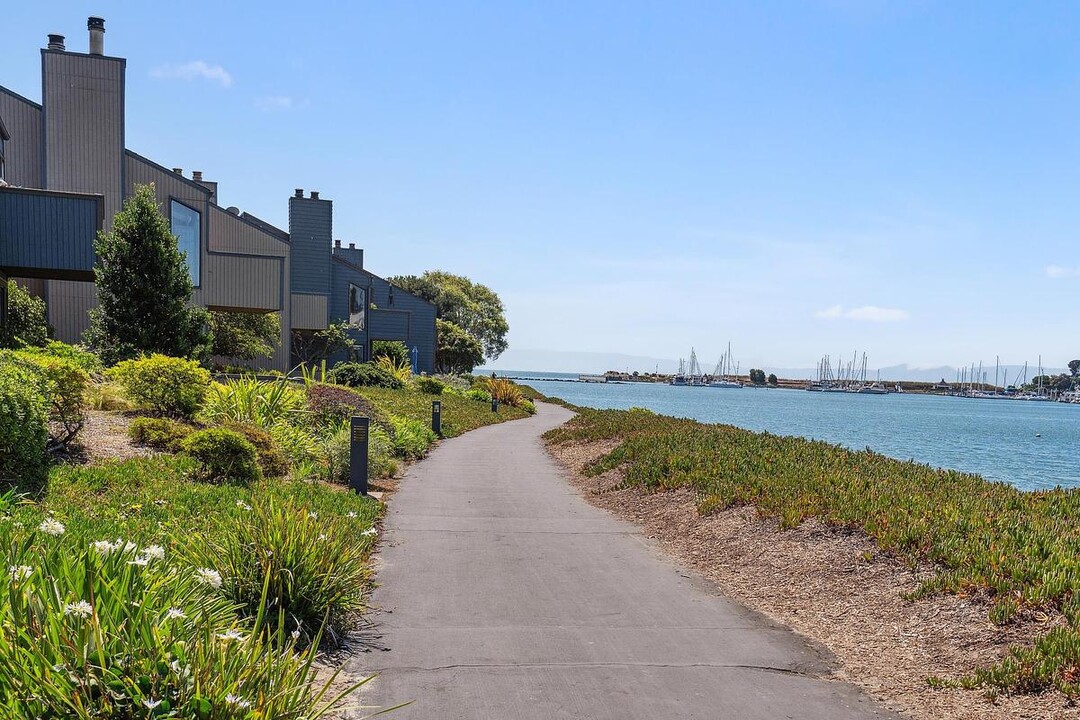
[465,387,492,403]
[521,398,537,415]
[369,425,399,479]
[179,495,375,644]
[220,422,290,478]
[36,341,102,374]
[389,415,437,460]
[180,428,261,484]
[268,423,324,477]
[0,279,48,348]
[375,355,412,384]
[0,363,48,488]
[328,361,402,389]
[306,383,379,429]
[128,416,196,451]
[415,376,447,395]
[371,339,409,366]
[7,351,89,449]
[109,354,210,418]
[0,505,363,717]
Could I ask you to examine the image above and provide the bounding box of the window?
[170,200,201,286]
[348,283,366,329]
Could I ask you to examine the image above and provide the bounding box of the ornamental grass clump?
[0,490,366,717]
[200,376,306,429]
[179,495,377,645]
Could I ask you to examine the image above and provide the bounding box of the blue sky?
[5,2,1080,371]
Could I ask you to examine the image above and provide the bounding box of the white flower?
[307,511,318,519]
[64,600,93,618]
[8,565,32,581]
[92,539,119,555]
[165,607,186,620]
[361,527,378,537]
[39,518,65,536]
[217,629,244,642]
[142,545,166,561]
[346,511,357,518]
[154,498,167,506]
[127,556,150,567]
[290,629,301,641]
[143,698,162,710]
[318,533,327,541]
[194,568,223,589]
[225,694,252,709]
[235,501,252,511]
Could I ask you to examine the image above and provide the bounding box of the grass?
[355,385,531,438]
[545,407,1080,698]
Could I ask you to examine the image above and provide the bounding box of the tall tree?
[1069,359,1080,377]
[435,319,485,374]
[387,271,509,361]
[85,184,211,365]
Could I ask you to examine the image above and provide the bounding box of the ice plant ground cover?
[0,490,376,718]
[544,407,1080,698]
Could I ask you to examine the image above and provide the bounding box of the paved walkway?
[355,402,895,719]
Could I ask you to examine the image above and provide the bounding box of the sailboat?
[687,348,707,386]
[671,358,688,386]
[709,342,742,388]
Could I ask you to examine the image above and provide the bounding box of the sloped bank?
[544,407,1080,720]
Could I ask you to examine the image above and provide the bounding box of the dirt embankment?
[547,439,1077,720]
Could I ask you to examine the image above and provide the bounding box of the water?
[512,375,1080,492]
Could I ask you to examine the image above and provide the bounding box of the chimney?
[334,240,341,248]
[172,167,183,176]
[294,188,303,198]
[47,34,66,51]
[192,170,203,181]
[348,242,355,249]
[87,17,105,55]
[310,190,320,200]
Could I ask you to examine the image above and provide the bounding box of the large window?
[170,200,201,287]
[348,283,366,329]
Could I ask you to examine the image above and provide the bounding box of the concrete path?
[354,403,895,720]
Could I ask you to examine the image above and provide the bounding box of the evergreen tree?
[435,319,485,373]
[85,184,211,365]
[0,280,49,348]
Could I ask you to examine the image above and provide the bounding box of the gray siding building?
[0,17,435,373]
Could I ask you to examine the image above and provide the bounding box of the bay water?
[510,372,1080,492]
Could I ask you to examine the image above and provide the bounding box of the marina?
[512,371,1080,491]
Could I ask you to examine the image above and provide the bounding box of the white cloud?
[815,305,909,322]
[1046,265,1080,278]
[150,61,233,88]
[255,95,294,111]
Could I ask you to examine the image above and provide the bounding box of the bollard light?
[349,416,370,495]
[432,400,442,437]
[491,398,499,413]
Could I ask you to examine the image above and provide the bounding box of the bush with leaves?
[220,421,290,478]
[291,321,352,366]
[85,184,211,365]
[371,340,410,366]
[465,387,492,403]
[180,428,261,484]
[0,279,48,349]
[5,350,89,450]
[435,318,485,373]
[0,362,48,488]
[128,416,197,452]
[375,355,412,384]
[109,354,211,418]
[306,383,379,430]
[415,376,447,395]
[322,422,397,484]
[328,361,402,390]
[209,310,281,361]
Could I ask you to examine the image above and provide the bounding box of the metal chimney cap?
[192,170,204,181]
[87,17,105,30]
[348,242,356,249]
[334,239,341,248]
[47,34,66,50]
[172,167,183,175]
[294,188,304,198]
[310,190,320,200]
